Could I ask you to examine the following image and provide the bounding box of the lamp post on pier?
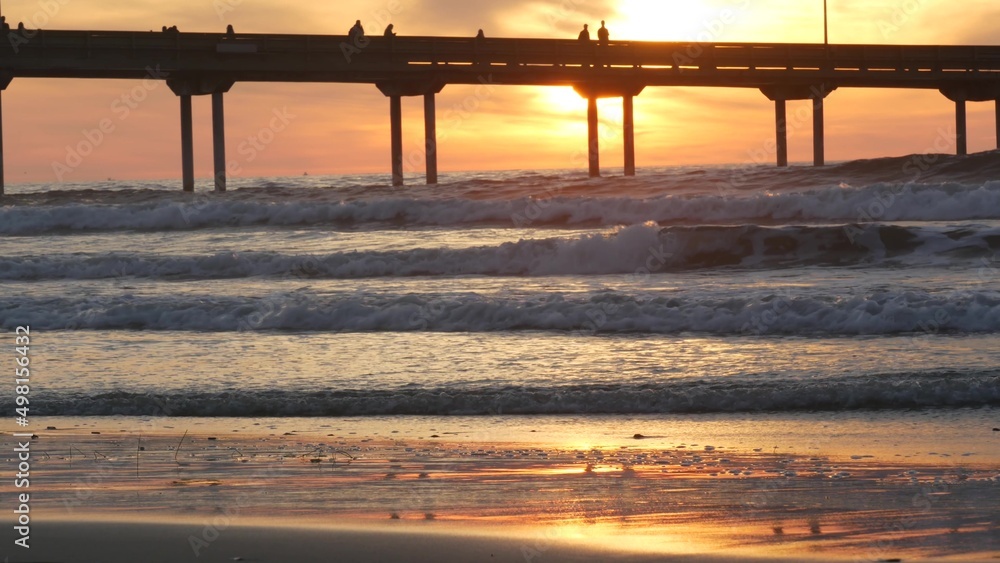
[824,0,829,44]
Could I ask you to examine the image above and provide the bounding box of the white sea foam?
[2,181,1000,234]
[11,371,998,416]
[0,223,996,280]
[4,288,999,335]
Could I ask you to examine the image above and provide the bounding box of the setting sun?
[540,87,587,115]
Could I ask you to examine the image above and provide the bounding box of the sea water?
[2,156,999,422]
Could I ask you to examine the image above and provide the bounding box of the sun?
[537,87,627,121]
[541,87,587,115]
[611,0,724,42]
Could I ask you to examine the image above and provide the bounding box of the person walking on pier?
[598,21,609,46]
[384,23,396,37]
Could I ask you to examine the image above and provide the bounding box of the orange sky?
[4,0,1000,184]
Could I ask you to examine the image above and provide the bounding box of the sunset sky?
[4,0,1000,184]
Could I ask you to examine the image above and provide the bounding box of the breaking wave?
[2,223,998,280]
[2,180,1000,234]
[5,287,1000,335]
[13,371,999,416]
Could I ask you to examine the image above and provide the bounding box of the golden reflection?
[23,425,1000,562]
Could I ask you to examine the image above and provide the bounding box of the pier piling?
[775,99,788,167]
[0,90,4,196]
[995,100,1000,150]
[424,93,438,185]
[180,95,194,192]
[623,95,635,176]
[211,92,226,192]
[376,81,445,187]
[575,84,644,177]
[812,94,825,167]
[0,76,10,196]
[587,96,599,177]
[956,99,968,156]
[761,85,833,167]
[167,78,233,192]
[390,95,403,186]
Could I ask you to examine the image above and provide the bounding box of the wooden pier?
[3,28,1000,192]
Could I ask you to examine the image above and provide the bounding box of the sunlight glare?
[541,87,587,114]
[614,0,721,41]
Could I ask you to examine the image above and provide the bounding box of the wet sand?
[2,416,998,561]
[9,518,968,563]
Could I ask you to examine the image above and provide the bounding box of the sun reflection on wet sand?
[15,422,999,561]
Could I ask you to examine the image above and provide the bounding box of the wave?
[2,223,998,280]
[5,287,1000,335]
[12,371,999,416]
[3,181,1000,234]
[823,150,1000,184]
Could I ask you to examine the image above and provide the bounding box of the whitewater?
[2,154,999,418]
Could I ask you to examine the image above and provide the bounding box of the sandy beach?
[10,517,1000,563]
[10,518,687,563]
[3,414,998,562]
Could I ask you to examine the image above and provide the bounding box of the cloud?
[406,0,521,34]
[948,7,1000,45]
[407,0,617,37]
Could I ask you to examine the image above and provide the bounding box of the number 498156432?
[15,326,30,382]
[14,327,30,423]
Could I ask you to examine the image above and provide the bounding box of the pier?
[2,29,1000,193]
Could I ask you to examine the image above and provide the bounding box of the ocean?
[4,154,1000,418]
[2,154,999,560]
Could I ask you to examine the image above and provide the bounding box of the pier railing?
[4,30,1000,89]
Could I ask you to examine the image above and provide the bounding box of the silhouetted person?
[348,20,364,42]
[17,22,25,33]
[473,29,486,65]
[226,24,235,38]
[384,23,395,37]
[0,16,9,32]
[598,20,609,45]
[161,25,168,32]
[578,24,589,41]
